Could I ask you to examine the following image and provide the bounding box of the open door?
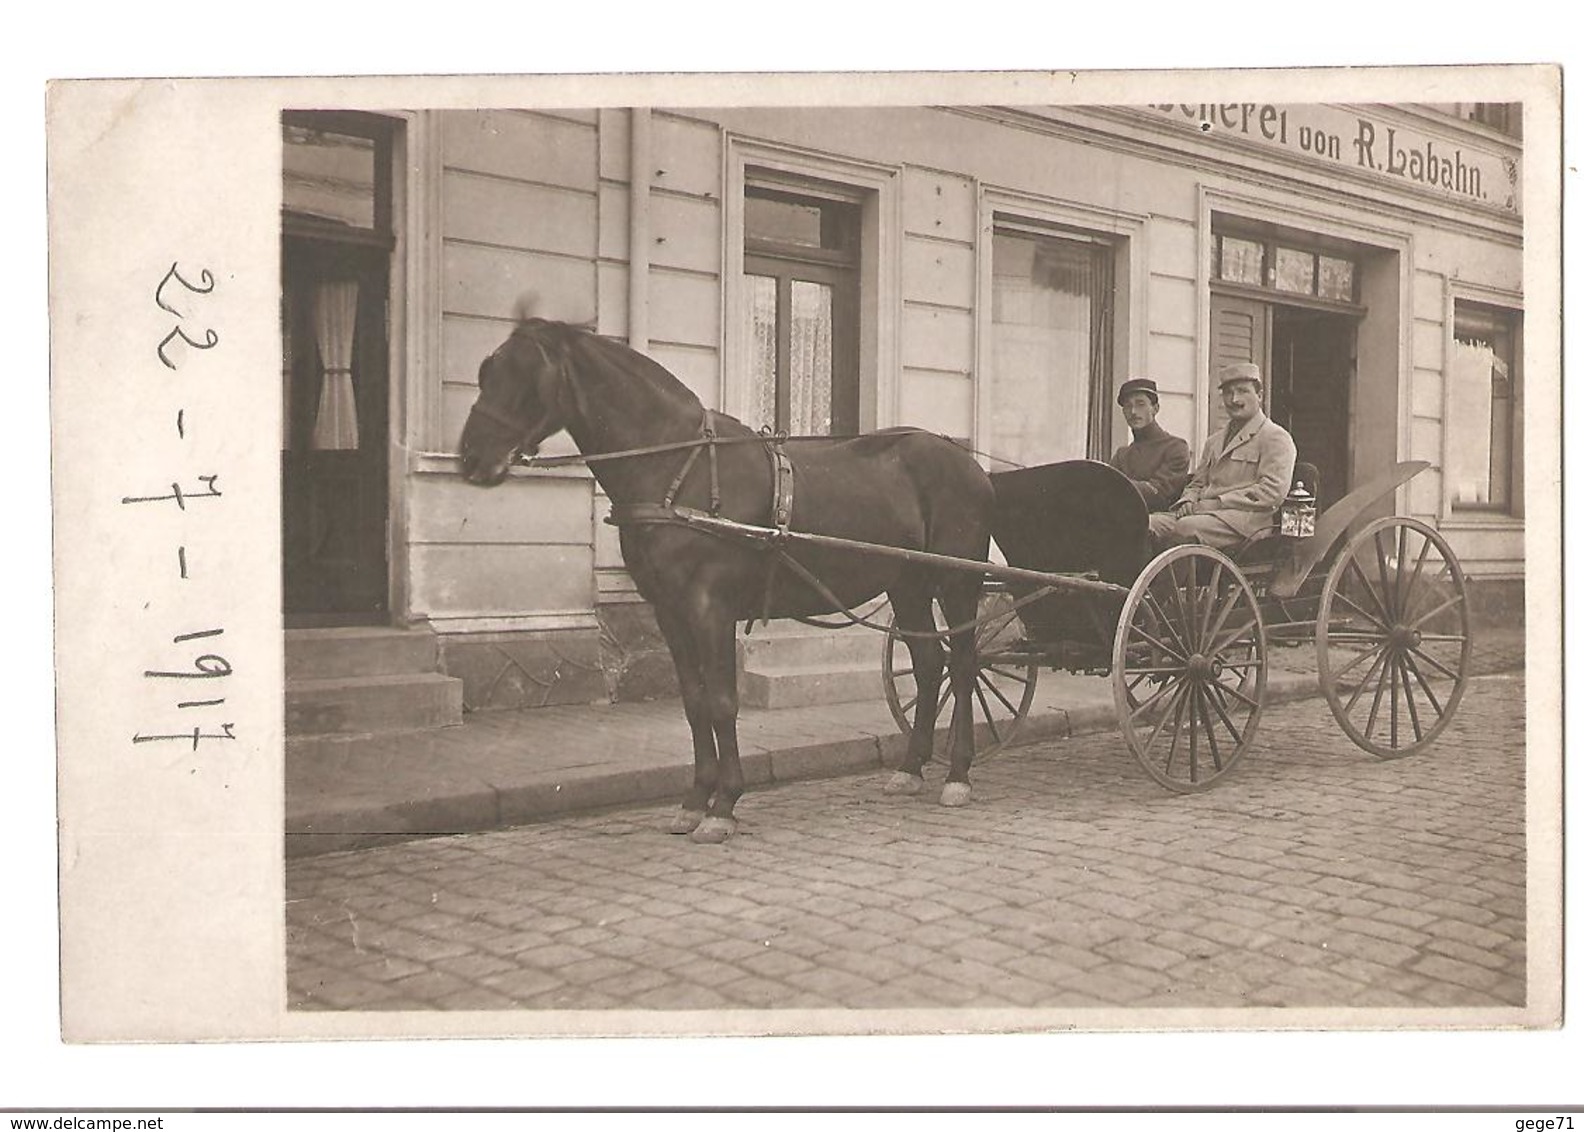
[281,112,395,626]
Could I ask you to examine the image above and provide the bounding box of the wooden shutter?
[1208,293,1270,438]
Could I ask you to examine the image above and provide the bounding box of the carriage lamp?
[1278,482,1317,539]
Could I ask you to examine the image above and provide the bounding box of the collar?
[1221,410,1267,452]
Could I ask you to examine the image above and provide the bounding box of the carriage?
[461,315,1473,840]
[880,458,1473,792]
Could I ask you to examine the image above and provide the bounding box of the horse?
[459,316,996,843]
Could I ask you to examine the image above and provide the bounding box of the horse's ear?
[513,290,542,323]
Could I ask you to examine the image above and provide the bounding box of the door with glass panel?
[742,185,860,436]
[281,112,394,623]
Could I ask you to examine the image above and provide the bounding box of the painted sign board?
[1141,103,1521,215]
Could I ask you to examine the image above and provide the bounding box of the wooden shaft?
[674,507,1130,598]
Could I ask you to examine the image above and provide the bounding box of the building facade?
[281,100,1526,713]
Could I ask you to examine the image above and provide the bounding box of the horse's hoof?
[668,809,705,835]
[689,816,737,844]
[883,771,924,796]
[939,781,972,808]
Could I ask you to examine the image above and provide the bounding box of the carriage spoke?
[1141,680,1190,767]
[1395,522,1410,618]
[1166,562,1197,650]
[1143,592,1190,658]
[1363,651,1393,740]
[1200,580,1245,655]
[1198,562,1225,644]
[1374,530,1398,621]
[1196,685,1225,772]
[1400,649,1447,717]
[1128,675,1179,723]
[1208,617,1260,657]
[1129,620,1185,663]
[1404,641,1462,682]
[1335,588,1392,634]
[1158,683,1191,779]
[1396,653,1425,743]
[1402,563,1455,626]
[1329,638,1388,684]
[1345,556,1393,627]
[984,665,1034,686]
[1202,681,1245,747]
[1213,675,1261,712]
[1187,677,1201,782]
[1400,533,1434,619]
[1344,646,1392,715]
[979,672,1020,716]
[973,683,1001,747]
[1389,649,1400,748]
[1407,592,1467,632]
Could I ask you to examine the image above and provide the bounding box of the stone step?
[737,623,886,671]
[739,662,886,711]
[285,626,441,681]
[286,672,464,737]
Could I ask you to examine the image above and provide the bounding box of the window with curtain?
[1449,301,1520,512]
[989,227,1114,468]
[742,182,860,436]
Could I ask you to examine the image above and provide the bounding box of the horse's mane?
[514,317,705,415]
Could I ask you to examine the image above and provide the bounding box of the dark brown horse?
[459,317,995,843]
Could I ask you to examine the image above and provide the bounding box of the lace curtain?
[309,279,361,450]
[990,232,1099,468]
[788,281,833,435]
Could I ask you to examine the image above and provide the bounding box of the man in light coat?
[1148,362,1297,551]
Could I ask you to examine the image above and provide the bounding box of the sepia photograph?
[36,43,1567,1108]
[272,88,1549,1025]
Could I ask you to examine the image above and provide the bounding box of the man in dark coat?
[1109,376,1191,512]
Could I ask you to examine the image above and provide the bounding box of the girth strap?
[756,432,797,627]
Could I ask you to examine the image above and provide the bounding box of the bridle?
[468,395,551,460]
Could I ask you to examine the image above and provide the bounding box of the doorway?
[1209,292,1356,510]
[281,112,396,626]
[1269,307,1355,509]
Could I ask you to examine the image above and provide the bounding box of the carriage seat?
[1227,461,1321,568]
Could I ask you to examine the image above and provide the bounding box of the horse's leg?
[689,593,745,845]
[936,573,983,807]
[884,578,943,797]
[651,600,717,835]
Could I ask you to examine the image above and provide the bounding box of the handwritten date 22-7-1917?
[123,262,235,752]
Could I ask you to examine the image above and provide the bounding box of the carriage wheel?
[1113,546,1268,792]
[1316,516,1472,758]
[882,588,1040,759]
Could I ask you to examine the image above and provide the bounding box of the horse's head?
[459,322,574,486]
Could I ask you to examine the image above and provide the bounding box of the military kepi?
[1116,377,1160,406]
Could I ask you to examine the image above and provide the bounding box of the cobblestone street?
[287,672,1527,1017]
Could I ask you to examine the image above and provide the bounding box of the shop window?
[989,225,1115,467]
[1448,302,1521,513]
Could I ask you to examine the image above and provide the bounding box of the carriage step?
[285,626,442,681]
[286,672,465,737]
[739,662,884,710]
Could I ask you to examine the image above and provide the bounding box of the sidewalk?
[285,626,1528,858]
